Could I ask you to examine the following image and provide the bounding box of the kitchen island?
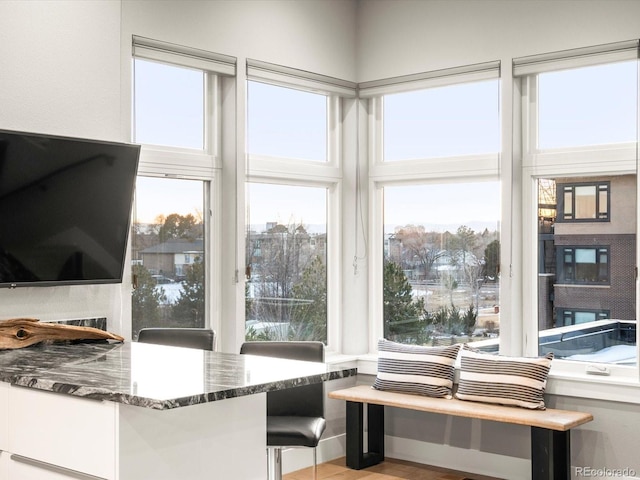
[0,341,356,480]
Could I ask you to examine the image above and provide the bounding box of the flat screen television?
[0,129,140,288]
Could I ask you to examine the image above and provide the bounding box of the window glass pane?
[537,176,636,365]
[538,61,637,149]
[245,183,327,342]
[133,59,205,149]
[383,182,500,350]
[383,80,499,161]
[575,186,596,219]
[131,177,205,339]
[575,311,597,324]
[247,81,327,162]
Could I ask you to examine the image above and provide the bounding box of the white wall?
[122,0,357,79]
[356,0,640,81]
[0,0,126,326]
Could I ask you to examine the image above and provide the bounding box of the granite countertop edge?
[0,351,357,410]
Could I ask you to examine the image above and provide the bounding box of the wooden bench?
[329,385,593,480]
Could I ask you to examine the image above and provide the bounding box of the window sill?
[547,370,640,404]
[342,353,640,405]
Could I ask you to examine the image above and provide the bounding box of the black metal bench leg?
[531,427,570,480]
[345,401,384,469]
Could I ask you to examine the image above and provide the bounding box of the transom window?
[247,81,328,162]
[133,58,205,150]
[538,60,637,149]
[382,79,499,161]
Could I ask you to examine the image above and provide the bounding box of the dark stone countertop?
[0,341,357,410]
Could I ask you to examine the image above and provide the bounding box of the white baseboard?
[281,433,528,479]
[282,434,640,480]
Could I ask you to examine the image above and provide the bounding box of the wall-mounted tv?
[0,129,140,288]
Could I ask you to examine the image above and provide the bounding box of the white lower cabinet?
[3,383,269,480]
[7,386,115,480]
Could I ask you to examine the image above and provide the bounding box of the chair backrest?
[138,328,216,351]
[240,341,325,418]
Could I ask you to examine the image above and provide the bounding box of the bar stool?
[240,341,326,480]
[138,327,216,351]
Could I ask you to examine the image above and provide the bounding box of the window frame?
[130,44,231,341]
[557,181,610,222]
[245,62,355,352]
[558,308,610,327]
[365,64,502,354]
[518,47,639,385]
[557,246,610,285]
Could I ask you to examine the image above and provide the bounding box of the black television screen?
[0,129,140,288]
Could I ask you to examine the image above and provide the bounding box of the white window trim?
[517,49,640,388]
[131,43,229,338]
[366,64,502,355]
[245,65,352,353]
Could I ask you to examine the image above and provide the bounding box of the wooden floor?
[284,457,502,480]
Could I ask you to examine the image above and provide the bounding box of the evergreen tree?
[158,213,200,242]
[171,258,205,327]
[484,239,500,280]
[131,264,165,338]
[383,260,427,343]
[291,256,327,342]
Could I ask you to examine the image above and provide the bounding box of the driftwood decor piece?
[0,318,124,349]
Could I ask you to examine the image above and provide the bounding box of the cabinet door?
[9,455,106,480]
[8,386,116,479]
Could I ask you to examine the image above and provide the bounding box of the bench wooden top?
[328,385,593,431]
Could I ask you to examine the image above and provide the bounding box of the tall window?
[131,38,234,340]
[520,46,639,367]
[245,63,353,346]
[366,62,501,349]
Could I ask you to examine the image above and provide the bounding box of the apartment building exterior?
[539,175,636,330]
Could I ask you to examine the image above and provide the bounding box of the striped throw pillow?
[455,344,553,409]
[373,339,461,399]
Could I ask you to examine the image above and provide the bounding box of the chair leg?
[267,447,283,480]
[312,447,318,480]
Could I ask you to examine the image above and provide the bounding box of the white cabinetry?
[2,383,268,480]
[6,385,116,480]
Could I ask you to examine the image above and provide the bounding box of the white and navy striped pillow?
[373,339,460,399]
[455,344,553,410]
